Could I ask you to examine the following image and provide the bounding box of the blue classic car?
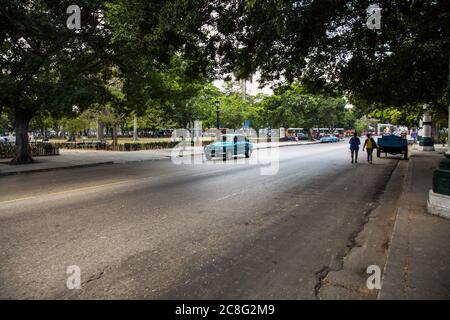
[320,135,340,143]
[204,134,253,160]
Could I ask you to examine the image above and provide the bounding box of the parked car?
[281,132,310,142]
[281,136,297,142]
[0,135,15,144]
[204,134,253,160]
[320,135,340,143]
[153,129,173,138]
[377,134,409,160]
[345,130,356,137]
[297,132,310,140]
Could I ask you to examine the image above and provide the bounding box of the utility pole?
[242,79,247,131]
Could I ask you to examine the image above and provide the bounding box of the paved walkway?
[380,148,450,299]
[0,140,320,176]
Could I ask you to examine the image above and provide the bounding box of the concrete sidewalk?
[318,146,450,300]
[0,140,320,176]
[379,148,450,299]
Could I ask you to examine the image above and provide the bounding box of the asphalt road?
[0,141,400,299]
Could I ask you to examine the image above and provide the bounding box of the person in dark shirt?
[349,132,361,164]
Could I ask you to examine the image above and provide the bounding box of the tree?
[138,106,175,132]
[29,113,58,138]
[1,110,13,135]
[0,0,110,163]
[60,115,91,141]
[1,0,215,164]
[185,84,222,129]
[218,94,250,129]
[104,0,215,126]
[245,94,269,138]
[257,83,349,137]
[355,117,370,135]
[214,1,450,119]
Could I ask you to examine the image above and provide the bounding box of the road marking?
[0,168,230,206]
[0,180,130,206]
[0,195,37,205]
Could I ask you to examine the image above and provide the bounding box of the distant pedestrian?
[363,133,378,164]
[411,130,418,144]
[349,132,361,164]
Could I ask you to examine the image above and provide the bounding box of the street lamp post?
[215,100,227,161]
[215,100,220,131]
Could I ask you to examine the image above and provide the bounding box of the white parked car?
[0,135,16,144]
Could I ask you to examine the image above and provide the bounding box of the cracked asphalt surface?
[0,141,399,299]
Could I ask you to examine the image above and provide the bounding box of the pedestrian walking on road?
[349,132,361,163]
[411,129,418,144]
[363,133,378,164]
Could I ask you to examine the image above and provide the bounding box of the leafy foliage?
[214,1,450,116]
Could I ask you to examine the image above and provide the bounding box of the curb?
[256,141,322,149]
[0,161,114,177]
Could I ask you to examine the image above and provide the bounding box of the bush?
[440,134,448,146]
[55,140,213,151]
[0,143,60,159]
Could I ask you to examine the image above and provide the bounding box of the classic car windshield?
[221,135,243,142]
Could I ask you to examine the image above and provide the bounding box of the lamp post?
[215,100,220,131]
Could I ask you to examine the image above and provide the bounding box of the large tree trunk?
[432,122,440,144]
[67,133,76,142]
[308,128,314,140]
[97,118,104,141]
[10,108,34,165]
[133,115,138,141]
[112,125,118,149]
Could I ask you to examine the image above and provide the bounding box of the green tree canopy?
[259,83,349,131]
[0,0,215,163]
[214,1,450,118]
